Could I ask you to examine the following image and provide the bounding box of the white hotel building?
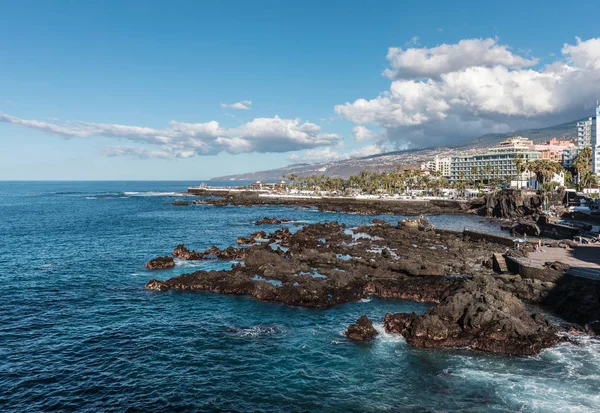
[592,104,600,175]
[449,137,540,184]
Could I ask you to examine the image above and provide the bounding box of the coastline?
[187,187,472,216]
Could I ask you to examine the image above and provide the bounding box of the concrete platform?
[522,244,600,281]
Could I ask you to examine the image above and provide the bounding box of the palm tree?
[526,160,563,190]
[514,154,524,189]
[578,170,599,190]
[574,146,593,184]
[470,166,478,185]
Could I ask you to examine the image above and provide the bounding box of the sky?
[1,0,600,180]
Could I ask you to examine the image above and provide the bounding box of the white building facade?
[450,137,540,185]
[423,156,452,177]
[593,105,600,175]
[577,117,593,148]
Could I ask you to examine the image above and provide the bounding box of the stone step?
[493,253,509,274]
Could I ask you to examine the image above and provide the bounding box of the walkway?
[526,244,600,281]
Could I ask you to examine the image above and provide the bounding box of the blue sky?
[1,0,599,180]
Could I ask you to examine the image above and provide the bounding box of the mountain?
[211,118,583,181]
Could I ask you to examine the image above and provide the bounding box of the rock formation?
[145,218,596,351]
[474,189,543,219]
[255,217,290,225]
[384,275,561,355]
[172,244,247,260]
[237,231,268,245]
[172,244,204,260]
[145,256,175,270]
[345,315,378,341]
[148,220,506,308]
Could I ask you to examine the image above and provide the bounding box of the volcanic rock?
[172,244,204,260]
[145,256,175,270]
[237,231,268,245]
[509,218,541,236]
[255,217,290,225]
[383,275,561,355]
[345,315,378,341]
[475,189,543,219]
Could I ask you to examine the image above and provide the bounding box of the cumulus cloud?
[352,125,379,142]
[0,112,341,158]
[221,100,252,110]
[336,37,600,147]
[288,144,386,164]
[383,38,538,80]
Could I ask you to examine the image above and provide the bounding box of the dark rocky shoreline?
[187,189,471,215]
[145,216,600,355]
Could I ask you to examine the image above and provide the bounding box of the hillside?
[211,118,582,181]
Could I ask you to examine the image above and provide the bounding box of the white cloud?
[336,37,600,147]
[405,36,421,48]
[562,37,600,70]
[221,100,252,110]
[0,112,341,158]
[382,38,538,80]
[352,125,380,142]
[288,144,386,164]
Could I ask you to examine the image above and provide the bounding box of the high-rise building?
[593,104,600,175]
[450,137,540,184]
[577,117,593,148]
[422,156,451,177]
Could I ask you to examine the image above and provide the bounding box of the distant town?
[193,102,600,214]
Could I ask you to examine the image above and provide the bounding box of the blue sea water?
[1,181,599,412]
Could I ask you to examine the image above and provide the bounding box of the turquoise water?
[1,181,598,412]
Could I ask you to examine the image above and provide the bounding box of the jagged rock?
[383,275,561,355]
[476,189,543,219]
[345,315,378,341]
[172,244,247,260]
[172,201,190,206]
[146,279,169,290]
[372,218,391,227]
[255,217,290,225]
[496,274,554,302]
[544,261,571,272]
[172,244,204,260]
[398,217,431,230]
[510,219,541,236]
[237,231,268,245]
[145,256,175,270]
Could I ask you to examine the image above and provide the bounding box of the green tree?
[525,160,563,190]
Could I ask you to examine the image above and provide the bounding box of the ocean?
[1,181,599,412]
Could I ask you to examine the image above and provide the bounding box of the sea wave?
[123,191,187,197]
[224,323,286,338]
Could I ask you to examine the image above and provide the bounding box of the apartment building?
[421,156,452,177]
[450,137,540,183]
[593,104,600,175]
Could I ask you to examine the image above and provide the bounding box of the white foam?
[124,191,186,197]
[226,324,285,338]
[373,322,405,343]
[174,258,240,270]
[450,337,600,413]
